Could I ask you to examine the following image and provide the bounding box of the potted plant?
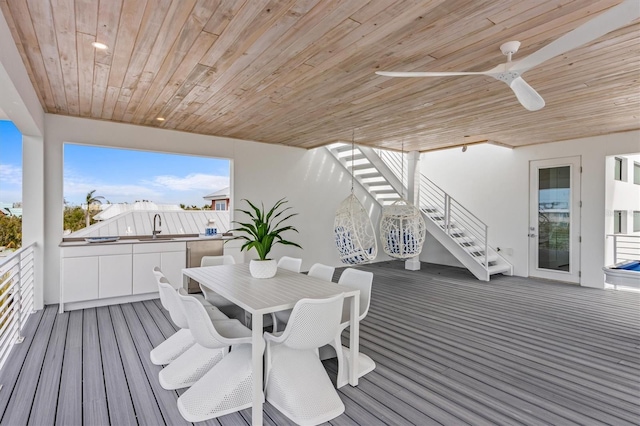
[229,197,302,278]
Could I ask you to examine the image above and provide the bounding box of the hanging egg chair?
[334,193,377,265]
[380,199,426,259]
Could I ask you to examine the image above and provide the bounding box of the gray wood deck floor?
[1,261,639,425]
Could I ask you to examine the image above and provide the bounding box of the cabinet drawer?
[133,241,186,254]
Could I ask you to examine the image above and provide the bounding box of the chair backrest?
[338,268,373,321]
[177,292,235,349]
[155,275,190,330]
[277,256,302,273]
[278,293,344,350]
[307,263,335,282]
[200,254,236,267]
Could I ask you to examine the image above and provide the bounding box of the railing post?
[405,151,421,271]
[444,194,451,235]
[484,226,489,268]
[612,235,618,264]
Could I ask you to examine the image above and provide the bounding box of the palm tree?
[85,190,105,227]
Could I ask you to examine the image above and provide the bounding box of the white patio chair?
[263,293,345,426]
[277,256,302,272]
[271,263,336,332]
[198,255,245,321]
[322,268,375,388]
[176,293,256,422]
[150,267,226,366]
[154,274,233,390]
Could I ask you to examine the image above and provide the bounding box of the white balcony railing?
[0,243,36,371]
[607,234,640,263]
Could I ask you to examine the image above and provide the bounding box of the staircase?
[326,143,513,281]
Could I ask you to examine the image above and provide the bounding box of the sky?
[0,120,230,207]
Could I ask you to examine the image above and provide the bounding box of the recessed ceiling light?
[156,117,165,121]
[91,42,108,50]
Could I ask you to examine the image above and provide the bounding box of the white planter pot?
[249,259,277,279]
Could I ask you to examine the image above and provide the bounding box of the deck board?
[0,260,638,425]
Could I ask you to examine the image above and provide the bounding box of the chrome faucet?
[152,214,162,239]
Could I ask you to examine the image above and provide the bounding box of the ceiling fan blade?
[376,71,488,77]
[508,77,545,111]
[512,0,640,72]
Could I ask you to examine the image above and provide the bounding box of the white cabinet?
[61,256,99,303]
[133,242,186,294]
[61,241,186,310]
[61,244,133,306]
[99,254,133,298]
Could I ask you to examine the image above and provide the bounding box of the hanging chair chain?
[351,129,355,193]
[401,138,405,200]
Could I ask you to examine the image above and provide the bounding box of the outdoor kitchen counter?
[59,235,233,246]
[59,236,243,313]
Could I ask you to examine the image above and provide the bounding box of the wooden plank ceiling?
[1,0,638,152]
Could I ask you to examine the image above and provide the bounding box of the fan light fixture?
[375,0,639,111]
[91,42,108,50]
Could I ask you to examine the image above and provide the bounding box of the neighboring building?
[606,154,640,235]
[93,201,183,221]
[0,205,22,218]
[203,187,230,211]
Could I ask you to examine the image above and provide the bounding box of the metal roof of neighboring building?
[67,210,230,238]
[93,201,183,221]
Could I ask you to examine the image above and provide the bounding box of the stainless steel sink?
[137,236,175,241]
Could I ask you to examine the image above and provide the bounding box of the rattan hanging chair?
[334,193,377,265]
[380,199,426,259]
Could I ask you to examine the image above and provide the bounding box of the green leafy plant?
[229,198,301,260]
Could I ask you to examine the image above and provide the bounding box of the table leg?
[251,312,264,426]
[349,294,360,386]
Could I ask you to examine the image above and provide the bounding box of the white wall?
[419,131,640,288]
[42,115,384,304]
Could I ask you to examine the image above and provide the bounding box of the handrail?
[374,148,407,190]
[0,243,36,371]
[606,234,640,263]
[372,146,491,269]
[419,174,490,268]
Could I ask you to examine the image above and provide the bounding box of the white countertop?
[59,235,231,247]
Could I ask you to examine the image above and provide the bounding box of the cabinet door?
[99,255,132,299]
[62,257,99,303]
[161,251,186,289]
[133,253,161,294]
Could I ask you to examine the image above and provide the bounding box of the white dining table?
[182,263,361,426]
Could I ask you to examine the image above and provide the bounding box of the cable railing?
[607,234,640,263]
[0,243,36,371]
[419,175,489,267]
[374,148,407,192]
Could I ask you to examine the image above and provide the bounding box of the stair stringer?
[421,213,491,281]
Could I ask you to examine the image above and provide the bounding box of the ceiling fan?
[375,0,639,111]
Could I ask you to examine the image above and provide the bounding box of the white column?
[405,151,421,271]
[22,135,45,310]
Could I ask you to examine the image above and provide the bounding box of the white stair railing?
[419,175,490,268]
[374,148,407,187]
[0,243,36,371]
[374,148,491,268]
